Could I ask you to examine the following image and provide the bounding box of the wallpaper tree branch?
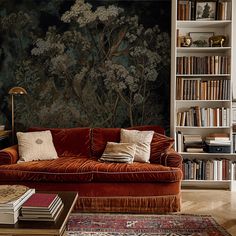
[0,0,171,131]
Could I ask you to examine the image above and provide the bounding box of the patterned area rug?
[65,213,231,236]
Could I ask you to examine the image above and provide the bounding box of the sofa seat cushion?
[0,156,182,183]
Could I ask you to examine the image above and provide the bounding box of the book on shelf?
[0,185,35,224]
[176,56,230,75]
[177,0,232,21]
[186,147,204,153]
[182,159,230,181]
[177,0,196,20]
[176,131,184,152]
[183,134,202,142]
[183,134,204,153]
[205,140,231,146]
[217,1,232,20]
[207,133,229,138]
[205,133,230,145]
[233,134,236,152]
[176,78,230,101]
[177,107,230,127]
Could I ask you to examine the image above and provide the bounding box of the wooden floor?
[180,189,236,235]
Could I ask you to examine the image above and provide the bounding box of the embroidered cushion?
[17,131,58,162]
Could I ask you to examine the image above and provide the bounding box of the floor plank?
[181,189,236,235]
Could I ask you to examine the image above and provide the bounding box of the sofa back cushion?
[149,133,174,163]
[28,127,91,157]
[91,126,166,159]
[128,125,165,135]
[91,128,121,157]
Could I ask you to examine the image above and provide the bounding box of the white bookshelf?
[171,0,236,191]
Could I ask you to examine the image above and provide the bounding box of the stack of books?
[205,133,231,153]
[19,193,64,222]
[183,134,204,153]
[0,185,35,224]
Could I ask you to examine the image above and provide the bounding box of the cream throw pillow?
[17,131,58,162]
[120,129,154,163]
[99,142,136,163]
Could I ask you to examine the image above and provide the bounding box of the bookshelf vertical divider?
[171,0,236,191]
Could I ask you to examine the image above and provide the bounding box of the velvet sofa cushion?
[91,128,121,157]
[149,133,175,163]
[128,125,165,134]
[0,156,182,183]
[28,127,91,157]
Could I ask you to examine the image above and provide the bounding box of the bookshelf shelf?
[182,180,230,190]
[176,74,231,77]
[171,0,236,191]
[176,100,231,102]
[177,20,232,28]
[177,47,231,53]
[180,152,236,158]
[176,126,231,129]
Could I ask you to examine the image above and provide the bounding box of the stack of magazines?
[19,193,64,222]
[0,185,35,224]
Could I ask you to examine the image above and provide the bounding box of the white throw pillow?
[17,131,58,162]
[99,142,136,163]
[120,129,154,163]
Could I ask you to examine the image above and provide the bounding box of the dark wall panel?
[0,0,171,131]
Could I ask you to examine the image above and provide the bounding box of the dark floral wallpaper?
[0,0,171,131]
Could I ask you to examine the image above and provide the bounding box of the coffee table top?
[0,191,78,236]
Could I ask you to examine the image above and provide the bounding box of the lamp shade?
[8,87,27,95]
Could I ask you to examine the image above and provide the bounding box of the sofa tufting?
[0,126,183,213]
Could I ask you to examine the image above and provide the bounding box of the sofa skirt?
[0,181,181,213]
[75,194,181,213]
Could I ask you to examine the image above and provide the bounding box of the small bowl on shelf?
[0,125,5,131]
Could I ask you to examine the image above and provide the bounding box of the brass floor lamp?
[8,86,27,144]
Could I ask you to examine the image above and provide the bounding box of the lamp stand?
[11,94,15,144]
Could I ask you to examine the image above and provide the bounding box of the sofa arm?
[159,148,183,168]
[0,145,19,165]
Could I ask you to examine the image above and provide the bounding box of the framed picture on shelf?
[195,0,217,21]
[189,32,214,47]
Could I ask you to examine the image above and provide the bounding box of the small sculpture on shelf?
[180,35,192,47]
[209,35,226,47]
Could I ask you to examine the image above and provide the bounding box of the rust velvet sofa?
[0,126,182,213]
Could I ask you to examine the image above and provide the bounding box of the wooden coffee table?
[0,191,78,236]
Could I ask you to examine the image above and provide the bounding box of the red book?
[22,193,58,209]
